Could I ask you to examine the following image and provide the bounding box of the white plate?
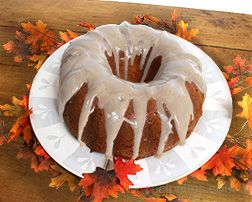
[29,34,232,188]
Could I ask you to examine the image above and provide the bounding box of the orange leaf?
[22,124,33,144]
[231,87,241,95]
[228,76,239,87]
[233,55,246,67]
[223,65,233,74]
[144,15,161,24]
[230,177,241,191]
[236,140,252,170]
[246,77,252,86]
[177,176,188,184]
[171,10,177,23]
[34,145,50,160]
[201,145,237,176]
[190,169,208,181]
[79,167,125,202]
[135,15,144,24]
[14,55,22,62]
[114,157,143,190]
[59,30,78,43]
[21,20,56,54]
[50,165,77,192]
[8,110,32,142]
[0,134,6,145]
[28,54,46,70]
[77,21,95,31]
[164,194,178,201]
[3,41,14,53]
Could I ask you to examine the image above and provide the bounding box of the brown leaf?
[79,167,124,202]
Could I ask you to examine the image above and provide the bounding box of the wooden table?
[0,0,251,201]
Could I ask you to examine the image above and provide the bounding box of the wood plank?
[0,1,252,201]
[0,0,251,50]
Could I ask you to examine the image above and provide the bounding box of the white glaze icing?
[59,22,206,160]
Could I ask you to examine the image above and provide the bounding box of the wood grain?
[0,0,251,202]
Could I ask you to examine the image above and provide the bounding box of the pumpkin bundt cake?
[59,22,206,160]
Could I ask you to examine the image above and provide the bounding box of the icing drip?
[59,22,206,159]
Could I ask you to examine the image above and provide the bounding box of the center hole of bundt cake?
[105,47,162,83]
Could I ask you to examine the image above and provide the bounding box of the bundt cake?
[59,22,206,160]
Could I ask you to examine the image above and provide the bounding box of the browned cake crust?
[63,50,204,160]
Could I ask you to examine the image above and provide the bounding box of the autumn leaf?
[2,31,31,62]
[228,77,239,87]
[34,145,50,160]
[223,65,233,74]
[144,15,161,24]
[230,176,241,191]
[216,176,226,189]
[0,134,6,145]
[3,41,14,53]
[171,10,177,23]
[50,165,78,192]
[21,20,57,54]
[22,124,34,144]
[114,157,142,190]
[236,140,252,170]
[231,87,242,95]
[190,169,208,181]
[8,109,32,142]
[237,93,252,129]
[233,55,246,67]
[77,21,95,31]
[246,77,252,86]
[135,15,144,24]
[59,30,78,42]
[28,54,46,70]
[201,145,237,176]
[177,176,188,184]
[79,167,124,202]
[176,20,199,41]
[0,96,27,117]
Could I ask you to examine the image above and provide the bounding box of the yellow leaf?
[237,93,252,119]
[49,165,77,192]
[164,194,177,201]
[216,176,226,189]
[29,54,46,70]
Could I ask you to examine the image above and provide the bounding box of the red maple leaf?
[114,157,143,190]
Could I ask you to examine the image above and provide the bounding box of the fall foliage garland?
[0,10,252,202]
